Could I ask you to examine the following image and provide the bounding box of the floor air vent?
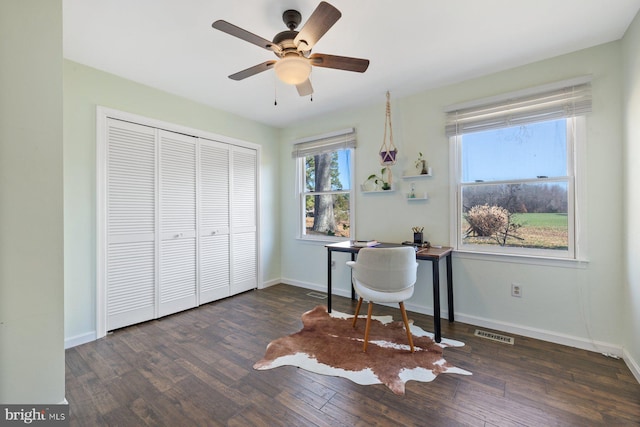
[307,291,327,300]
[474,329,515,345]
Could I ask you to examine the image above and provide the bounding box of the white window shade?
[445,77,592,137]
[291,128,357,158]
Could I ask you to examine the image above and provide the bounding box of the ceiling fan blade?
[309,53,370,73]
[212,20,281,54]
[296,79,313,96]
[294,2,341,52]
[228,61,277,81]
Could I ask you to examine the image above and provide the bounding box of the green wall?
[280,41,628,358]
[0,0,65,403]
[63,60,282,345]
[622,10,640,376]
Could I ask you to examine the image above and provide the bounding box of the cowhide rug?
[254,305,471,395]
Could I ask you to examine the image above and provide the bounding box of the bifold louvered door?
[230,146,257,294]
[199,139,230,304]
[103,117,258,332]
[106,120,157,331]
[158,130,197,317]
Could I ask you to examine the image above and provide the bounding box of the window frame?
[449,111,589,263]
[451,117,580,259]
[293,129,356,243]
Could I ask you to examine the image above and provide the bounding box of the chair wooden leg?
[352,297,363,328]
[363,302,374,352]
[399,302,415,353]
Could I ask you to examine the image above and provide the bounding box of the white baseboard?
[623,348,640,384]
[454,313,623,356]
[67,280,281,348]
[259,278,281,289]
[280,277,345,295]
[279,281,625,358]
[64,331,96,349]
[67,280,281,347]
[65,279,640,385]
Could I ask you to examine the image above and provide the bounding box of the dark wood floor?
[66,284,640,426]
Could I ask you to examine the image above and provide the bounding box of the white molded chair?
[346,247,419,352]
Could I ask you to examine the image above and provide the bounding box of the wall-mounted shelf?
[407,193,428,201]
[402,169,432,179]
[361,188,396,194]
[360,183,396,193]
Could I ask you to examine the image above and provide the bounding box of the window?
[446,78,591,259]
[293,129,356,241]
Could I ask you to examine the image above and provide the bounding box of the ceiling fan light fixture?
[212,2,368,97]
[274,55,311,85]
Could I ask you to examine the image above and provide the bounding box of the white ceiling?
[63,0,640,128]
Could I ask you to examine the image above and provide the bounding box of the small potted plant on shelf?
[365,167,392,190]
[415,152,429,175]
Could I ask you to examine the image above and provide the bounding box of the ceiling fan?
[211,1,370,97]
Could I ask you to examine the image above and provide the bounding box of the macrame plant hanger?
[379,91,397,185]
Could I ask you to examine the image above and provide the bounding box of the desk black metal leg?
[350,253,356,300]
[327,248,332,313]
[446,253,454,323]
[432,260,441,343]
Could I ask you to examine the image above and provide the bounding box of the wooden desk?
[326,241,454,343]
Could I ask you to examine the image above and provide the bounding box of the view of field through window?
[460,120,570,251]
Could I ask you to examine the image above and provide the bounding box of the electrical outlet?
[511,283,522,298]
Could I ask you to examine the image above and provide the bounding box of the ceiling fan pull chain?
[274,76,278,106]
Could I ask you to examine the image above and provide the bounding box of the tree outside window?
[447,80,591,259]
[454,118,577,258]
[455,119,576,257]
[302,149,352,239]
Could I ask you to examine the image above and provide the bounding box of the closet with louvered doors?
[199,142,258,301]
[199,138,231,304]
[104,119,157,331]
[100,113,258,334]
[158,130,198,317]
[230,145,258,295]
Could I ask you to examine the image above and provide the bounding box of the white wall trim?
[280,278,451,317]
[454,312,622,356]
[453,250,589,269]
[281,277,332,294]
[64,331,96,349]
[70,277,640,383]
[96,106,262,151]
[623,348,640,384]
[260,278,281,289]
[281,281,623,356]
[95,108,108,340]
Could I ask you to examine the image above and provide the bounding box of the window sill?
[296,236,349,244]
[453,249,589,269]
